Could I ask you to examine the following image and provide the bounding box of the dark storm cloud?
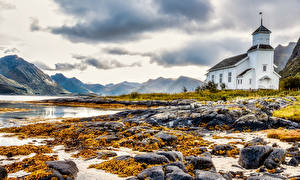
[154,0,212,21]
[49,0,212,42]
[151,38,248,67]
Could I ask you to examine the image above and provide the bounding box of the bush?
[129,92,140,99]
[281,75,300,90]
[201,81,218,92]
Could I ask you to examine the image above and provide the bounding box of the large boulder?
[157,151,183,162]
[212,144,235,155]
[188,154,215,171]
[137,166,164,180]
[164,161,187,172]
[165,166,193,180]
[234,114,267,131]
[46,160,78,177]
[134,153,169,164]
[264,149,286,169]
[154,132,177,143]
[0,166,7,180]
[244,138,267,147]
[238,146,273,169]
[195,170,226,180]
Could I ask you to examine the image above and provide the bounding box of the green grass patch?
[273,96,300,122]
[109,90,300,102]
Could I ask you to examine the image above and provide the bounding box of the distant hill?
[280,38,300,78]
[51,73,92,94]
[138,76,202,94]
[274,42,296,71]
[51,73,105,94]
[52,73,203,96]
[0,55,67,95]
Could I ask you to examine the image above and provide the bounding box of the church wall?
[253,33,270,45]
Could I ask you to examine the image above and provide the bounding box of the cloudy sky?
[0,0,299,84]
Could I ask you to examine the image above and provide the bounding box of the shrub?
[129,92,140,99]
[280,75,300,90]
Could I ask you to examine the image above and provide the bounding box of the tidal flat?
[0,96,299,180]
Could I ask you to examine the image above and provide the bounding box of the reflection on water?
[0,95,72,102]
[0,102,119,128]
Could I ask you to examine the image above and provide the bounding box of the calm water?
[0,95,119,127]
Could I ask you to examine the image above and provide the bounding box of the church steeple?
[252,12,271,46]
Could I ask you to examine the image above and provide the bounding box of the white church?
[206,16,281,90]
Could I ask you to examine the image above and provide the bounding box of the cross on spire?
[259,12,263,26]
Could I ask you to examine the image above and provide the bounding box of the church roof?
[252,25,271,35]
[237,68,253,78]
[248,44,274,52]
[209,53,248,72]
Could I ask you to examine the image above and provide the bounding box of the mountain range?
[51,73,203,96]
[0,55,66,95]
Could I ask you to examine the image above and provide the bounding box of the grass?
[266,129,300,142]
[273,97,300,122]
[110,90,300,102]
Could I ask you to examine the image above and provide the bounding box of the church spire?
[260,12,263,26]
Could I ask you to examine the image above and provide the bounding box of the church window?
[263,65,267,72]
[211,75,214,82]
[219,74,223,83]
[249,79,252,84]
[228,72,232,83]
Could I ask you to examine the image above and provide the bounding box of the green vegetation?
[280,73,300,90]
[111,90,300,102]
[273,97,300,122]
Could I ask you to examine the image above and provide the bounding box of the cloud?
[0,1,16,9]
[48,0,212,42]
[34,61,87,71]
[103,47,154,57]
[30,18,42,31]
[3,48,20,54]
[151,38,248,67]
[154,0,212,21]
[73,54,142,69]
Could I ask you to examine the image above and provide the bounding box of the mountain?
[138,76,202,94]
[280,38,300,78]
[51,73,105,94]
[0,55,66,95]
[274,42,296,71]
[101,81,142,96]
[51,73,91,94]
[0,74,28,94]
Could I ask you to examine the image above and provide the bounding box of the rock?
[244,138,267,147]
[154,132,177,143]
[212,144,235,155]
[96,134,120,143]
[246,174,285,180]
[137,166,164,180]
[46,160,78,177]
[195,170,226,180]
[264,149,286,169]
[165,166,193,180]
[288,157,299,166]
[0,166,7,180]
[164,161,187,172]
[97,151,117,159]
[234,114,267,131]
[188,155,216,171]
[115,155,131,161]
[134,153,169,164]
[157,151,183,161]
[238,146,273,169]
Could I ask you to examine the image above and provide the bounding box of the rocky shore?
[0,96,299,179]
